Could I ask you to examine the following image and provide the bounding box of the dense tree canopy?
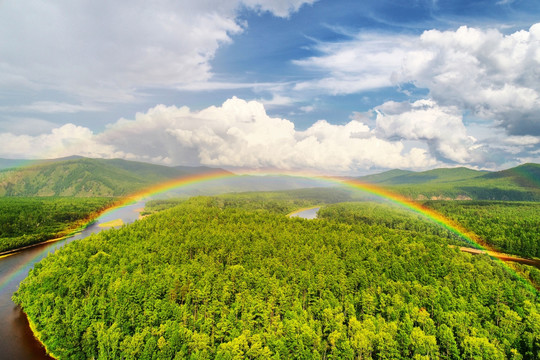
[14,196,540,359]
[0,197,115,252]
[423,201,540,258]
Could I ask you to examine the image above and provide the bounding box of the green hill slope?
[359,167,486,185]
[0,157,228,197]
[481,163,540,188]
[358,164,540,201]
[355,169,414,183]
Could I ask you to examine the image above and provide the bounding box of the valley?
[4,2,540,359]
[0,158,539,359]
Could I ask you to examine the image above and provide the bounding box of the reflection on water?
[0,201,145,360]
[289,207,320,220]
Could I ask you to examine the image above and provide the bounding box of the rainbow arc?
[1,170,538,295]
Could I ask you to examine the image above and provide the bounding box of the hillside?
[357,164,540,201]
[355,169,414,183]
[0,157,229,197]
[2,158,539,200]
[359,167,486,185]
[482,163,540,188]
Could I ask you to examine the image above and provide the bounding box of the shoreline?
[0,198,125,259]
[0,234,74,259]
[23,308,58,360]
[8,199,143,359]
[458,246,540,268]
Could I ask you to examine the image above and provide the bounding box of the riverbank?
[24,312,58,360]
[0,198,126,258]
[0,199,147,360]
[459,246,540,269]
[0,235,72,259]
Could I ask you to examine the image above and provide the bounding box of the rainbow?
[119,170,538,294]
[119,170,491,250]
[1,169,538,295]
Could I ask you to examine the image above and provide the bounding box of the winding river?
[1,202,539,358]
[0,201,145,360]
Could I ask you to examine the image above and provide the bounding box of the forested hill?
[14,196,540,359]
[2,157,539,199]
[359,167,486,185]
[0,157,229,197]
[357,163,540,201]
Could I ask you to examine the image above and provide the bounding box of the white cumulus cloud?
[294,23,540,136]
[374,99,479,164]
[400,23,540,135]
[0,124,123,159]
[0,97,437,173]
[0,0,314,104]
[100,97,437,172]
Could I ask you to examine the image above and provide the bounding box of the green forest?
[14,195,540,360]
[0,197,115,253]
[317,200,540,259]
[422,201,540,258]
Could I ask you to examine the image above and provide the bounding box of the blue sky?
[1,0,539,174]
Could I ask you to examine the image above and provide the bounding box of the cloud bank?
[2,96,538,172]
[295,23,540,136]
[0,97,436,173]
[0,0,315,104]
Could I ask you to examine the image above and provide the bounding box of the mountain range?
[356,163,540,201]
[0,157,228,196]
[1,157,539,200]
[0,157,330,197]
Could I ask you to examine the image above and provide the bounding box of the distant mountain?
[358,167,486,185]
[356,169,414,184]
[0,157,230,197]
[2,157,539,200]
[0,157,333,198]
[357,164,540,201]
[158,175,334,198]
[481,163,540,188]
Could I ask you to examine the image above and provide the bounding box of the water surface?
[289,207,320,220]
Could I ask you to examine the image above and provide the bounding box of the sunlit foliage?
[14,196,540,359]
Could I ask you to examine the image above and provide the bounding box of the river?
[0,204,317,358]
[0,200,145,360]
[1,202,539,358]
[288,207,320,219]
